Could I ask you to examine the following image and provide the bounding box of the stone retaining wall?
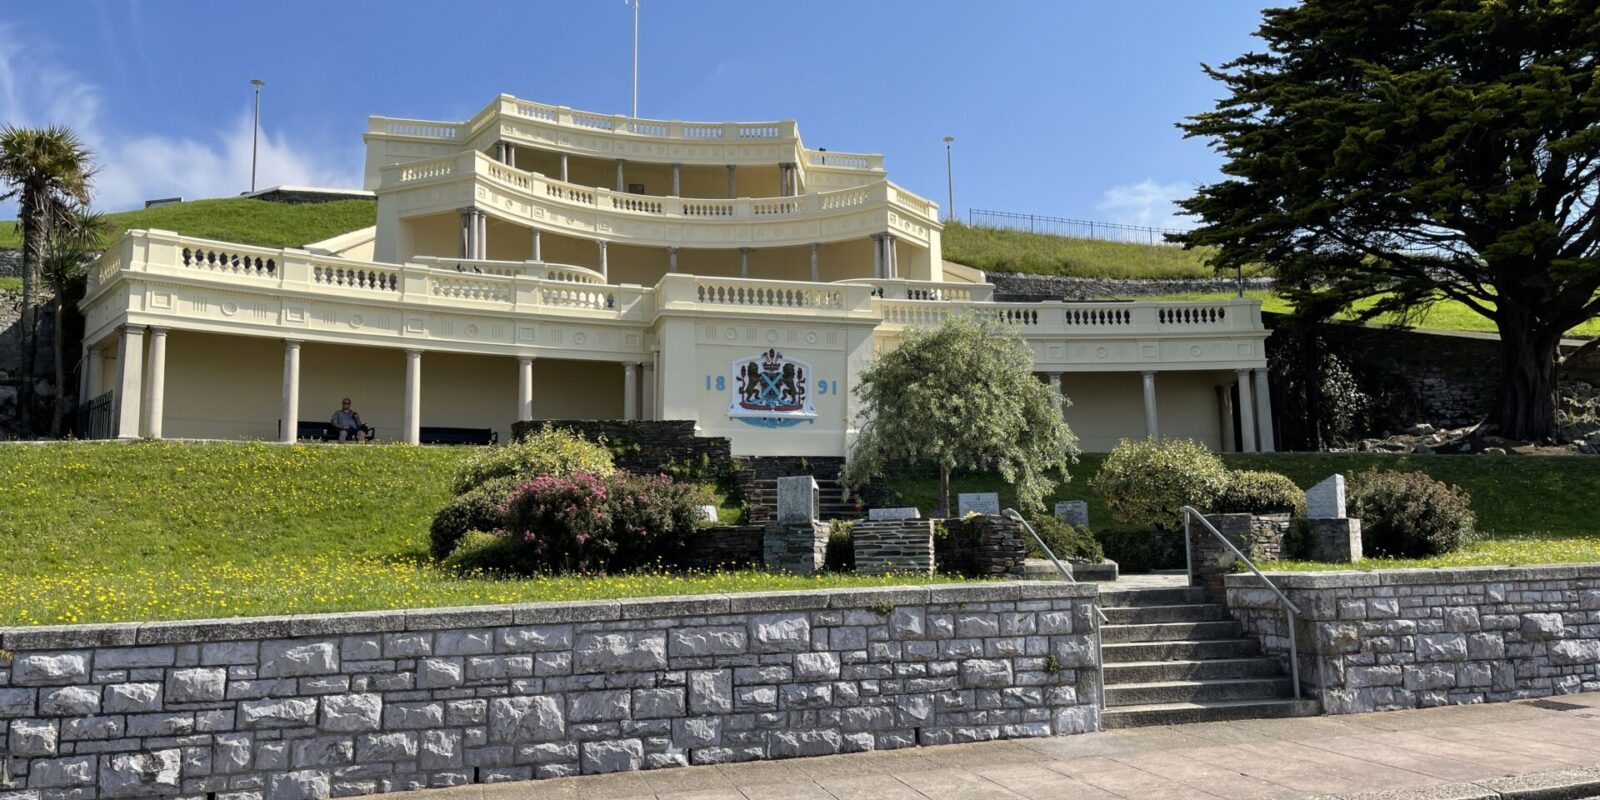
[851,520,935,576]
[0,583,1102,800]
[987,272,1276,301]
[1226,565,1600,714]
[512,420,734,478]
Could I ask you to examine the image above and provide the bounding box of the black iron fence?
[968,209,1183,247]
[73,391,113,440]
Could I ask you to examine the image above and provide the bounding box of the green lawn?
[0,276,18,292]
[884,452,1600,569]
[0,441,943,626]
[0,197,377,251]
[942,221,1217,279]
[1145,290,1600,339]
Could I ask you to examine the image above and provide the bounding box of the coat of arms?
[729,349,816,428]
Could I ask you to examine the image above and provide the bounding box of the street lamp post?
[250,79,265,193]
[942,136,955,223]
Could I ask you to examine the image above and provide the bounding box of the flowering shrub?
[451,426,615,495]
[1089,438,1229,530]
[1350,470,1478,557]
[1212,470,1306,516]
[495,471,711,574]
[429,475,518,561]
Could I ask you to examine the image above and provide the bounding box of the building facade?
[79,94,1274,455]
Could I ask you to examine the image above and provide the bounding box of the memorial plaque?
[776,475,820,524]
[957,492,1001,517]
[868,507,921,521]
[1054,500,1089,529]
[1307,474,1347,519]
[698,504,721,523]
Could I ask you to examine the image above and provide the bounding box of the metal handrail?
[1002,509,1108,711]
[1178,505,1305,700]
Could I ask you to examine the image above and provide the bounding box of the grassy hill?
[1145,290,1600,339]
[0,197,377,251]
[941,221,1217,279]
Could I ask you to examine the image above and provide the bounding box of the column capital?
[117,323,144,335]
[622,360,643,368]
[738,246,751,254]
[1142,369,1156,378]
[667,245,678,253]
[146,325,170,336]
[810,242,820,250]
[517,355,536,365]
[405,348,424,357]
[283,338,304,348]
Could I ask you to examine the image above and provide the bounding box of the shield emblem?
[729,349,816,427]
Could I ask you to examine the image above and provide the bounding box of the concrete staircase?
[1099,586,1320,728]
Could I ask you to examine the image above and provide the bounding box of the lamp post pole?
[630,0,640,117]
[942,135,955,223]
[250,79,265,193]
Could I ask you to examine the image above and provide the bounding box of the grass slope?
[884,452,1600,569]
[0,441,941,625]
[941,222,1215,279]
[0,197,377,251]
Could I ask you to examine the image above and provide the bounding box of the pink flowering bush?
[499,471,710,574]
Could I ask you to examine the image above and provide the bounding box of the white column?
[623,362,640,421]
[142,327,168,439]
[1047,372,1063,416]
[403,349,422,445]
[1253,368,1276,453]
[1217,384,1235,453]
[559,153,569,182]
[871,234,883,279]
[475,209,487,260]
[1142,370,1159,440]
[597,240,609,280]
[739,247,750,279]
[458,208,472,258]
[114,325,144,440]
[726,164,736,198]
[282,340,302,444]
[517,356,535,421]
[1237,369,1258,453]
[79,344,98,403]
[809,243,820,282]
[667,247,678,273]
[886,234,898,278]
[615,158,626,192]
[642,358,656,421]
[671,163,681,197]
[531,228,542,262]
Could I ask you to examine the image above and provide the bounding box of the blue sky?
[1,1,1270,226]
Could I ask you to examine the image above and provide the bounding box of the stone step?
[1101,698,1321,729]
[1104,676,1294,706]
[1102,638,1262,663]
[1099,587,1209,607]
[1102,604,1228,625]
[1101,620,1243,644]
[1104,657,1285,684]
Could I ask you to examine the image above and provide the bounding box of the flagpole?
[631,0,639,118]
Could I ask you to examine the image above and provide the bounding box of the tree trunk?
[1299,327,1324,451]
[50,291,65,437]
[939,464,951,517]
[1492,313,1561,441]
[16,199,44,434]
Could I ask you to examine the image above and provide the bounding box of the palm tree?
[41,206,108,436]
[0,126,94,434]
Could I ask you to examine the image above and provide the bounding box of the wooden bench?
[419,426,498,445]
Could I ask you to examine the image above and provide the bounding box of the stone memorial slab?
[957,492,1001,517]
[776,475,819,524]
[1054,500,1089,529]
[698,505,720,523]
[1307,474,1347,519]
[868,507,921,521]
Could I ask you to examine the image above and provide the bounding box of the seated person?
[331,398,366,442]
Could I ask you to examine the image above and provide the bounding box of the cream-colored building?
[80,94,1275,455]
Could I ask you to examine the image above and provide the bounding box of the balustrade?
[181,246,277,278]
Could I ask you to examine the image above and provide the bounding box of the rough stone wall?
[934,516,1028,578]
[1225,566,1600,714]
[851,521,935,576]
[512,420,734,478]
[1189,514,1286,599]
[0,584,1102,799]
[761,522,829,574]
[0,250,20,278]
[987,272,1276,302]
[676,526,764,570]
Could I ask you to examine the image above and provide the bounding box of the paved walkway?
[394,693,1600,800]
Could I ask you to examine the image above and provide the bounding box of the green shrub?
[1089,438,1229,530]
[451,426,614,495]
[495,471,710,574]
[825,519,855,572]
[607,473,713,568]
[441,531,524,573]
[428,475,518,561]
[1213,470,1306,516]
[1093,528,1185,572]
[1350,470,1478,557]
[1025,516,1104,563]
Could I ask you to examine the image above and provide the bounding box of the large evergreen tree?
[840,315,1079,514]
[1178,0,1600,441]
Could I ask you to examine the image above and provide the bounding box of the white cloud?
[1096,179,1196,231]
[0,25,360,215]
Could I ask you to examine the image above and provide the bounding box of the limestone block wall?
[0,583,1102,800]
[1225,566,1600,714]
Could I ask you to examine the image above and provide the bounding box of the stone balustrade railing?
[381,152,939,227]
[873,297,1263,334]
